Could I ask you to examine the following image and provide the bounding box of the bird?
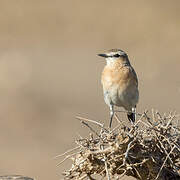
[98,49,139,128]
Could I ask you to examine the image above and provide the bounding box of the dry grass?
[58,110,180,180]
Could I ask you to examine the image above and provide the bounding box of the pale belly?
[103,84,139,110]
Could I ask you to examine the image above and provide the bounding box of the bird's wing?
[129,66,138,87]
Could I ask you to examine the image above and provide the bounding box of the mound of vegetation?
[58,110,180,180]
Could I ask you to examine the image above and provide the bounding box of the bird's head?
[98,49,130,65]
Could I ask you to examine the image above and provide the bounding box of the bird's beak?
[98,54,108,58]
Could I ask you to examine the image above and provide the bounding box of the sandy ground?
[0,0,180,179]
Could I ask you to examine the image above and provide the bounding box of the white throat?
[106,57,116,66]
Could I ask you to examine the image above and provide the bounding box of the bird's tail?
[127,113,135,123]
[127,107,136,124]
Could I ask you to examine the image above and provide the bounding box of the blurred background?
[0,0,180,179]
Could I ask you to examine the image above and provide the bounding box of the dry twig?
[59,110,180,180]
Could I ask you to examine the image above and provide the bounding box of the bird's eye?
[113,54,120,58]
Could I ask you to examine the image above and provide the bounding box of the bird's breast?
[101,61,139,108]
[101,65,133,90]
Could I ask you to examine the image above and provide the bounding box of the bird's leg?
[109,105,114,128]
[132,106,136,122]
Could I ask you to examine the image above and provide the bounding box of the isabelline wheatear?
[98,49,139,128]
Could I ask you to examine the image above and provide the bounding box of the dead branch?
[60,110,180,180]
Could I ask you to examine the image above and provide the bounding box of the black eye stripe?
[107,53,127,58]
[113,54,120,57]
